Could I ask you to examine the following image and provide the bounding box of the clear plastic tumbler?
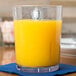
[13,5,62,73]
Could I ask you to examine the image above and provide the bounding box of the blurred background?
[0,0,76,46]
[0,0,76,66]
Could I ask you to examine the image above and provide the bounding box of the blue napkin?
[0,63,76,76]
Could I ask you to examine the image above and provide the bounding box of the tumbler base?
[17,64,59,73]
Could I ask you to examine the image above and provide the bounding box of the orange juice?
[14,20,62,67]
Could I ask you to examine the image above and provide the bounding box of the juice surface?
[14,20,62,67]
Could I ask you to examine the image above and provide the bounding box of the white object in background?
[61,38,76,49]
[1,21,14,43]
[61,38,76,44]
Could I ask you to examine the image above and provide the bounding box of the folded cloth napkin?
[0,63,76,76]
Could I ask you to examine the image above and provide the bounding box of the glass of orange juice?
[13,5,62,73]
